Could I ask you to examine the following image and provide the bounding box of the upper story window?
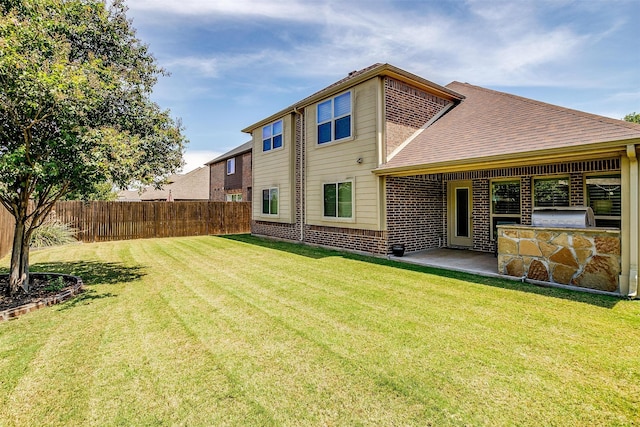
[317,91,351,145]
[533,177,569,207]
[226,158,235,175]
[263,120,283,152]
[586,174,621,228]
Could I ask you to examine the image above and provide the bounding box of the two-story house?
[242,63,640,298]
[207,141,252,202]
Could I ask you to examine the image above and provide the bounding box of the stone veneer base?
[497,225,621,293]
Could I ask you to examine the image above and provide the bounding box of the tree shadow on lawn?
[0,261,146,310]
[222,234,621,309]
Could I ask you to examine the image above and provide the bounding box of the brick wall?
[520,176,532,226]
[294,112,304,241]
[472,179,491,252]
[569,172,584,206]
[210,151,252,202]
[386,175,444,253]
[252,220,300,241]
[240,151,252,201]
[304,225,388,255]
[384,77,449,158]
[209,162,226,201]
[442,158,620,254]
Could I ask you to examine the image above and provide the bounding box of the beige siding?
[305,78,384,230]
[252,114,295,223]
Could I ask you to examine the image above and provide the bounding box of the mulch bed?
[0,273,84,320]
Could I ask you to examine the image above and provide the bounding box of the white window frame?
[490,179,521,240]
[262,119,283,152]
[322,180,354,220]
[261,187,279,216]
[226,158,235,175]
[226,193,243,202]
[317,91,353,145]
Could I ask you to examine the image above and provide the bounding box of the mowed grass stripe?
[141,237,436,425]
[135,236,639,425]
[160,237,640,425]
[90,239,271,425]
[1,235,639,426]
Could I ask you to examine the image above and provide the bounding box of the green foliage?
[63,182,118,201]
[624,112,640,124]
[43,276,66,292]
[29,219,77,248]
[0,0,187,293]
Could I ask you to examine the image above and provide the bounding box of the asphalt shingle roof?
[378,81,640,173]
[118,166,210,201]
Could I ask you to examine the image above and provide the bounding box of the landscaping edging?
[0,274,84,321]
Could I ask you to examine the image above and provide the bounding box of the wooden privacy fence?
[0,204,15,260]
[53,201,251,243]
[0,201,251,259]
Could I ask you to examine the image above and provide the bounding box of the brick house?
[117,166,209,201]
[242,63,640,298]
[207,141,252,202]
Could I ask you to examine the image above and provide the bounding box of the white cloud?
[127,0,320,21]
[155,0,596,88]
[180,150,221,173]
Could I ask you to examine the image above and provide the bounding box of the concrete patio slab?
[389,248,502,278]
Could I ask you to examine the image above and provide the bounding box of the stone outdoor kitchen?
[497,225,621,292]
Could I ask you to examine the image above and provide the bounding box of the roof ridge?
[448,81,640,132]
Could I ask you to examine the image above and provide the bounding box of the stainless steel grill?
[531,207,595,228]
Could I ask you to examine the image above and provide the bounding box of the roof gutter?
[373,140,633,176]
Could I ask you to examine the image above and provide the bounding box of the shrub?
[44,276,67,292]
[30,220,77,248]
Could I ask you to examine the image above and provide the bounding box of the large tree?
[0,0,187,296]
[624,112,640,124]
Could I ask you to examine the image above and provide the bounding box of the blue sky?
[124,0,640,172]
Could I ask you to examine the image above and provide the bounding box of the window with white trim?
[323,181,353,218]
[491,180,521,239]
[317,91,352,144]
[262,120,283,152]
[226,158,235,175]
[586,174,621,228]
[226,193,243,202]
[533,177,569,207]
[262,188,278,215]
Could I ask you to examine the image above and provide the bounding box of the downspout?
[627,144,638,298]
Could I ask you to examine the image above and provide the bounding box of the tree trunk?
[8,217,30,296]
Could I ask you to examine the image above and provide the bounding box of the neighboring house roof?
[242,63,465,133]
[117,166,210,201]
[376,81,640,175]
[206,140,253,165]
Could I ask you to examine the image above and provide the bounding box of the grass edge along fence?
[0,201,251,257]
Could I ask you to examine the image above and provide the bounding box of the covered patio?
[390,248,500,277]
[389,247,622,297]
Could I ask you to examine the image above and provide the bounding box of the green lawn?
[1,235,638,426]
